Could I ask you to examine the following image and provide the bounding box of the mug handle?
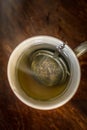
[74,41,87,57]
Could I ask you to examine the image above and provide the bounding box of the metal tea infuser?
[29,42,70,87]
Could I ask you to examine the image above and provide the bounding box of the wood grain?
[0,0,87,130]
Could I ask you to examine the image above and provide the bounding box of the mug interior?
[7,36,81,110]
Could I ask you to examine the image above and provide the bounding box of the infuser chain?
[54,42,66,58]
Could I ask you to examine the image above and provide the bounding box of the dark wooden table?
[0,0,87,130]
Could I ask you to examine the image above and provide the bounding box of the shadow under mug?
[7,36,87,110]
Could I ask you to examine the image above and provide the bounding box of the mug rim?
[7,35,81,110]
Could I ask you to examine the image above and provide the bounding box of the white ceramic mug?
[7,36,87,110]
